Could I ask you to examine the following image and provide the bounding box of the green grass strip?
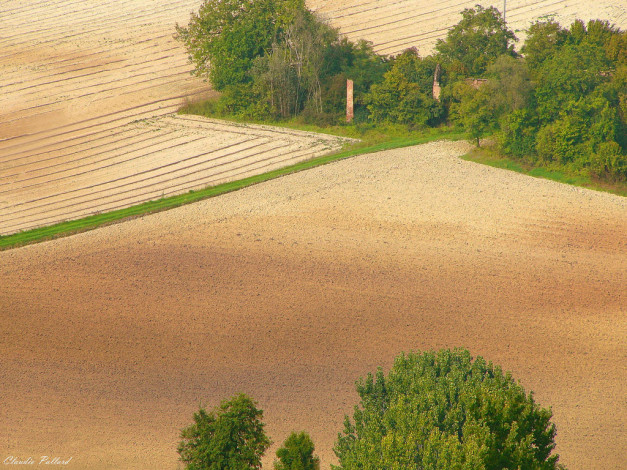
[461,147,627,197]
[0,129,462,251]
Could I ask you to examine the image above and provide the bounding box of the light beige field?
[0,114,350,234]
[309,0,627,55]
[0,0,350,235]
[3,0,627,234]
[2,141,626,469]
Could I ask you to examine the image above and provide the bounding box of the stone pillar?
[346,79,354,123]
[432,63,441,101]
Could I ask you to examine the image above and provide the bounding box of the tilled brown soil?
[1,141,625,469]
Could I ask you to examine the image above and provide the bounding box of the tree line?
[176,1,626,182]
[177,349,565,469]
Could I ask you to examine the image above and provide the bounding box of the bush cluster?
[177,1,626,181]
[178,349,564,470]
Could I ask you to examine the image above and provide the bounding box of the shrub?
[274,432,320,470]
[178,394,271,470]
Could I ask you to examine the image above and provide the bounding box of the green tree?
[333,349,564,470]
[178,394,271,470]
[341,40,390,100]
[500,18,626,180]
[252,9,341,118]
[500,108,539,158]
[451,81,496,146]
[175,0,305,90]
[535,94,622,175]
[533,41,609,123]
[435,5,517,78]
[522,19,570,72]
[454,54,533,148]
[320,39,390,121]
[365,48,443,125]
[486,55,533,114]
[274,432,320,470]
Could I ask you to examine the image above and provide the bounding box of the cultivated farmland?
[3,1,627,236]
[309,0,627,55]
[0,115,349,234]
[0,0,351,235]
[2,142,625,469]
[1,1,626,470]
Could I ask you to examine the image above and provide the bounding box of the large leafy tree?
[451,81,495,147]
[252,9,341,117]
[452,55,532,147]
[435,5,517,78]
[178,394,271,470]
[175,0,305,90]
[522,19,570,72]
[334,349,564,470]
[501,19,626,180]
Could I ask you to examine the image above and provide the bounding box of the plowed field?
[0,0,351,235]
[2,0,626,233]
[2,1,626,470]
[309,0,627,55]
[2,142,626,469]
[0,115,349,234]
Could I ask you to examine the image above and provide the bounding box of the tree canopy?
[435,5,517,78]
[175,0,306,90]
[177,1,625,183]
[365,48,443,125]
[333,349,564,470]
[177,394,271,470]
[274,432,320,470]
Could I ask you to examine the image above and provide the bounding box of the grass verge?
[6,104,622,251]
[462,145,627,197]
[0,123,463,251]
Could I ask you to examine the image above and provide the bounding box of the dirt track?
[1,141,625,469]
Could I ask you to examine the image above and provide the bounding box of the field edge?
[0,127,464,251]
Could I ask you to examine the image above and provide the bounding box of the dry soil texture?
[2,141,626,469]
[1,0,627,469]
[3,0,627,233]
[309,0,627,55]
[0,1,350,235]
[0,114,350,234]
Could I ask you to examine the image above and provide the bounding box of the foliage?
[451,55,532,146]
[499,19,626,180]
[175,0,306,90]
[252,9,342,118]
[450,81,495,146]
[435,5,517,78]
[535,95,619,168]
[365,48,443,126]
[522,19,570,71]
[177,1,625,184]
[178,394,271,470]
[499,108,539,158]
[341,40,390,100]
[485,55,533,114]
[333,349,565,470]
[533,41,609,123]
[274,432,320,470]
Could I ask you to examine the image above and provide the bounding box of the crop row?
[0,115,345,234]
[310,0,625,55]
